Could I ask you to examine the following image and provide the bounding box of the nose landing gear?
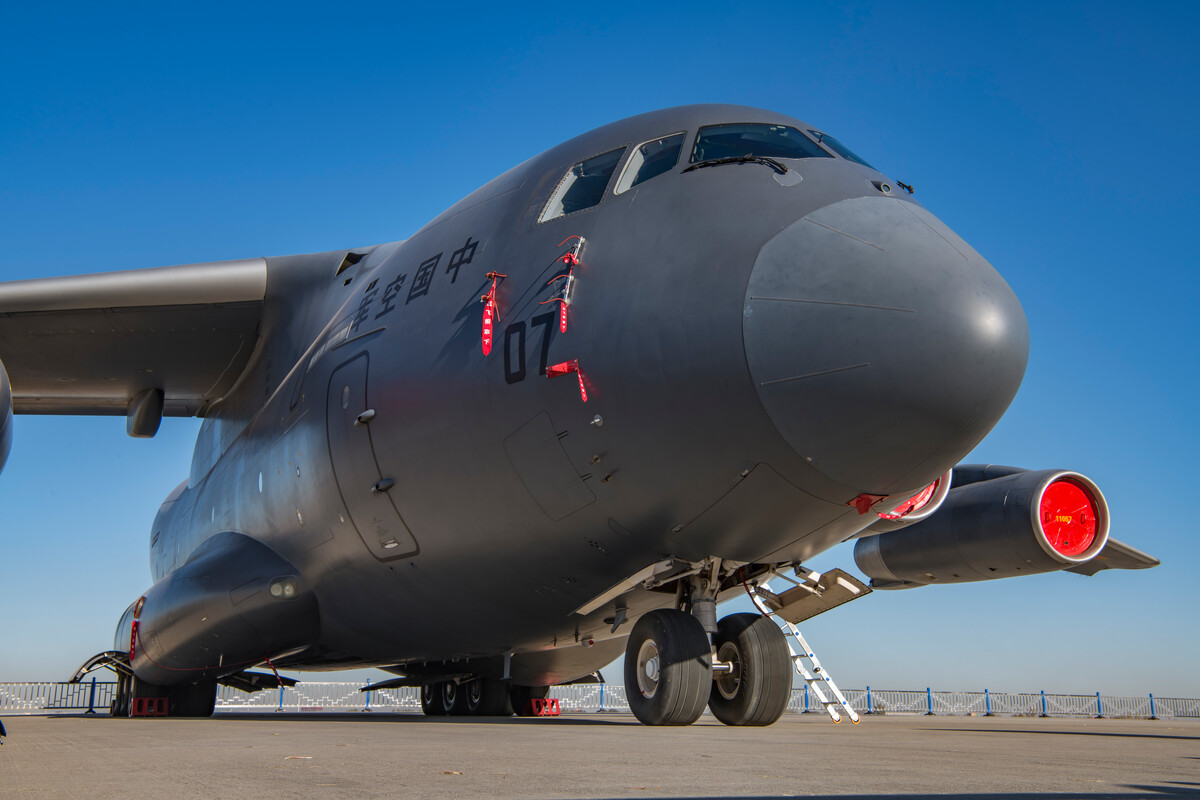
[618,562,818,726]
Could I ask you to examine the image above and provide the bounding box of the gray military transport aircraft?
[0,104,1158,726]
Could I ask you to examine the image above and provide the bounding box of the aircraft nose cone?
[744,196,1029,494]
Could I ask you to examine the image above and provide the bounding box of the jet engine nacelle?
[0,357,11,475]
[854,468,1110,588]
[114,532,319,685]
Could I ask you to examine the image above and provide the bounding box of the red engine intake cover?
[1039,478,1099,557]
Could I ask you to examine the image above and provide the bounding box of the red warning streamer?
[542,273,573,333]
[481,272,506,356]
[546,359,587,403]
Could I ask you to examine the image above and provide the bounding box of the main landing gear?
[109,676,217,718]
[419,678,531,716]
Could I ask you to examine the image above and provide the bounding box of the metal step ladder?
[749,581,860,724]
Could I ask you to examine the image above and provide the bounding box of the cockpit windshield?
[691,123,831,163]
[808,130,875,169]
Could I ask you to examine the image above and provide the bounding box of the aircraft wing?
[1064,537,1161,576]
[0,258,266,421]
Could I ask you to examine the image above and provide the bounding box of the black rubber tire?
[127,678,215,718]
[171,681,216,717]
[509,684,550,717]
[111,674,131,718]
[708,613,791,726]
[444,681,471,715]
[420,683,449,716]
[624,609,712,726]
[467,679,511,716]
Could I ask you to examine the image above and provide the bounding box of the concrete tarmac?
[0,712,1196,799]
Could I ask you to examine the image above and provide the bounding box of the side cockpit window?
[691,123,832,163]
[808,130,875,169]
[540,147,626,222]
[614,132,685,194]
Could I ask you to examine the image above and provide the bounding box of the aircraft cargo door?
[326,354,419,560]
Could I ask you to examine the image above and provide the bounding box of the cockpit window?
[808,130,875,169]
[691,123,831,163]
[614,132,685,194]
[540,147,627,222]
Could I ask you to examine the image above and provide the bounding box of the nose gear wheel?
[623,609,711,726]
[708,613,790,726]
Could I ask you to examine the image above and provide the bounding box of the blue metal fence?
[2,681,1196,718]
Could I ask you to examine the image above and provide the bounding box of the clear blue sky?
[1,1,1196,697]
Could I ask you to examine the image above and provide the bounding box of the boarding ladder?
[748,582,860,724]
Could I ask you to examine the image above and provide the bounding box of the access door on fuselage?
[326,353,418,560]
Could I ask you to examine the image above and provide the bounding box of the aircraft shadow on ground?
[486,789,1200,800]
[531,790,1200,800]
[210,711,627,726]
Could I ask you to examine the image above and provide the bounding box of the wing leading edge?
[0,258,266,421]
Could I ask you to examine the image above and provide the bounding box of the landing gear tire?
[463,678,510,716]
[445,681,471,715]
[509,685,549,717]
[118,678,216,718]
[624,609,712,726]
[169,681,216,717]
[708,613,791,726]
[111,673,132,718]
[420,682,449,716]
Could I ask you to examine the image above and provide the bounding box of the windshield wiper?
[683,154,788,175]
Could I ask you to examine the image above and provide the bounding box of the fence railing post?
[1039,690,1048,718]
[984,688,992,716]
[1149,693,1158,720]
[1095,691,1103,719]
[804,683,809,713]
[925,687,934,715]
[599,682,604,711]
[85,677,97,715]
[277,685,284,712]
[866,686,872,715]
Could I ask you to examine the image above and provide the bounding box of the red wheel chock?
[529,697,560,716]
[131,697,168,717]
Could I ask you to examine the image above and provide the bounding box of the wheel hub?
[714,641,743,700]
[636,639,661,698]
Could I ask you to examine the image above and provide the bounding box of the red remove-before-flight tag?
[546,360,587,402]
[482,297,495,356]
[481,273,505,356]
[546,360,577,378]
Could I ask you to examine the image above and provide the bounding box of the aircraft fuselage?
[122,104,1028,688]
